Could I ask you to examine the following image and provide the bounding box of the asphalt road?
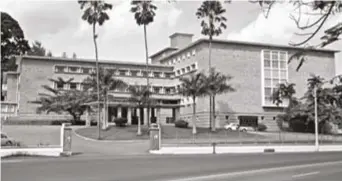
[2,152,342,181]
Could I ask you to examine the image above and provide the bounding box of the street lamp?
[314,85,319,152]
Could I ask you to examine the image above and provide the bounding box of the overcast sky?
[1,0,341,75]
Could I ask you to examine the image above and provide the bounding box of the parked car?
[238,126,255,132]
[1,133,16,146]
[224,123,239,131]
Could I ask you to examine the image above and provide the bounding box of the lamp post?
[314,85,319,152]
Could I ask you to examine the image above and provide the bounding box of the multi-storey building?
[1,32,338,131]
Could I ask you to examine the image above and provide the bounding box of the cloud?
[227,2,342,47]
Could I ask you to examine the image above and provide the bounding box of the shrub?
[175,120,188,128]
[256,123,267,132]
[289,119,307,132]
[114,117,127,127]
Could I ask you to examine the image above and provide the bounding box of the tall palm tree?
[83,68,127,129]
[179,73,206,134]
[203,68,235,131]
[128,85,153,135]
[78,0,112,139]
[196,0,227,129]
[130,0,157,127]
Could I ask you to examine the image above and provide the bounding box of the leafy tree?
[62,52,67,58]
[83,67,127,128]
[27,41,46,56]
[179,72,207,134]
[203,68,235,131]
[196,0,227,128]
[128,85,154,135]
[1,12,30,100]
[130,0,157,126]
[30,78,94,124]
[78,0,113,138]
[73,52,77,59]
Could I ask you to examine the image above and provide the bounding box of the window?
[70,82,77,90]
[141,71,148,77]
[186,66,191,72]
[119,70,127,76]
[177,70,181,75]
[131,70,139,76]
[191,64,196,70]
[262,50,288,106]
[55,82,64,90]
[55,66,66,73]
[164,72,174,78]
[181,68,186,74]
[69,67,80,73]
[153,72,161,78]
[153,87,160,94]
[82,67,92,74]
[165,87,171,94]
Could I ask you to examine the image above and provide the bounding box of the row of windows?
[175,63,198,76]
[1,104,16,113]
[164,49,196,65]
[54,65,175,79]
[53,82,178,95]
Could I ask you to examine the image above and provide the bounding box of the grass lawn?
[75,125,259,141]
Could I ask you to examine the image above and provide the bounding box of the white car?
[224,123,255,132]
[224,123,239,131]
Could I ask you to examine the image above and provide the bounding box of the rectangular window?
[82,67,92,74]
[181,68,185,74]
[186,66,191,72]
[56,82,64,90]
[165,88,171,94]
[55,66,66,73]
[191,64,196,70]
[119,70,127,76]
[153,72,161,78]
[131,70,139,76]
[69,67,80,73]
[177,70,181,75]
[141,71,148,77]
[153,87,160,94]
[70,82,77,90]
[262,50,288,107]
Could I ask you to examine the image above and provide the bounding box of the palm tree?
[130,0,157,126]
[203,68,235,131]
[128,85,153,135]
[83,68,127,129]
[196,0,227,129]
[78,0,112,139]
[272,82,296,131]
[179,73,207,134]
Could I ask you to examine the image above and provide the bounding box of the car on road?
[1,133,16,146]
[224,123,255,132]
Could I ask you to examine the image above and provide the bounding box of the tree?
[30,77,94,124]
[203,68,235,131]
[73,52,77,59]
[179,72,207,134]
[252,1,342,71]
[1,12,30,100]
[128,85,153,135]
[47,51,53,57]
[27,41,46,56]
[62,52,67,58]
[83,67,127,129]
[78,0,113,139]
[272,82,296,129]
[196,0,227,129]
[130,0,157,126]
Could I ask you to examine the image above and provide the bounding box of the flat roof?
[158,38,340,62]
[150,47,178,58]
[169,33,194,38]
[19,55,174,69]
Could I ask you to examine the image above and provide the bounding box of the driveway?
[1,125,149,157]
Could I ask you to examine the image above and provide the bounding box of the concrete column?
[173,107,180,121]
[136,108,140,123]
[144,108,148,125]
[118,107,122,118]
[85,107,91,127]
[156,108,161,124]
[127,108,132,125]
[101,106,106,129]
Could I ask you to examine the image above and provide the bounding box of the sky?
[1,0,341,75]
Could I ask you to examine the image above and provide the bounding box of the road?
[2,152,342,181]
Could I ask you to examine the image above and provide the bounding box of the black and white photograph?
[1,0,342,181]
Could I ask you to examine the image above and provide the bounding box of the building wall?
[176,41,336,130]
[5,74,18,103]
